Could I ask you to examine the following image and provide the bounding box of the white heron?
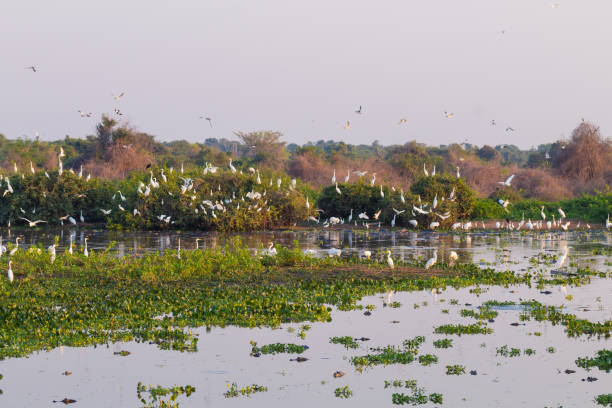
[449,251,458,264]
[370,173,376,186]
[331,169,336,184]
[19,217,47,228]
[498,174,515,187]
[344,170,350,183]
[335,183,342,195]
[7,260,13,283]
[83,237,89,257]
[386,250,394,269]
[353,170,367,177]
[456,167,461,178]
[9,238,20,256]
[540,206,546,220]
[554,246,572,269]
[558,208,566,219]
[328,248,342,257]
[606,214,611,229]
[363,250,372,260]
[425,250,438,270]
[409,219,418,228]
[358,212,369,220]
[380,185,384,198]
[429,221,440,229]
[48,244,57,263]
[423,164,429,177]
[348,209,353,223]
[80,210,85,223]
[391,214,396,228]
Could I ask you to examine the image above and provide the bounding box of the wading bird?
[19,217,47,227]
[7,260,13,283]
[386,250,394,269]
[425,250,438,270]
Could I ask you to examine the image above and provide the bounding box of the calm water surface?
[0,229,611,407]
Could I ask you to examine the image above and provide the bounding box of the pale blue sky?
[1,0,611,148]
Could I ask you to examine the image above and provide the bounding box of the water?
[1,229,611,407]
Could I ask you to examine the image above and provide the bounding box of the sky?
[1,0,611,148]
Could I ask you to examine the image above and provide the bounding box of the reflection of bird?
[555,246,572,268]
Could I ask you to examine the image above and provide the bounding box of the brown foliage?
[513,168,571,201]
[553,122,612,182]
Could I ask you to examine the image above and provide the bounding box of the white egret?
[68,236,73,255]
[19,217,47,227]
[9,238,20,256]
[386,250,394,269]
[331,169,336,184]
[391,214,396,228]
[456,167,461,178]
[80,210,84,223]
[328,248,341,257]
[425,250,438,270]
[558,208,566,219]
[373,209,382,220]
[370,173,376,186]
[392,208,405,215]
[48,244,57,263]
[498,174,515,187]
[429,221,440,229]
[335,183,342,195]
[451,222,462,230]
[449,251,458,264]
[400,189,405,203]
[100,209,112,215]
[344,170,350,183]
[423,164,429,177]
[497,198,510,213]
[7,260,13,283]
[606,214,611,229]
[408,219,418,228]
[353,170,367,177]
[348,209,353,223]
[83,237,89,257]
[363,250,372,260]
[358,212,369,220]
[380,185,384,198]
[540,206,546,220]
[229,159,237,173]
[305,196,310,209]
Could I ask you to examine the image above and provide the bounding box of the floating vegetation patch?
[329,336,359,349]
[460,308,498,320]
[334,386,353,399]
[388,301,402,308]
[350,336,425,371]
[445,365,466,375]
[576,350,612,373]
[596,394,612,407]
[434,323,493,336]
[527,302,612,339]
[388,379,443,405]
[223,383,267,398]
[136,382,195,408]
[250,341,309,356]
[433,338,453,349]
[496,345,521,357]
[418,354,438,366]
[0,244,607,361]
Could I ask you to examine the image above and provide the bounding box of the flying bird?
[25,66,37,72]
[114,108,123,116]
[398,118,407,125]
[355,105,362,114]
[498,174,515,187]
[344,121,350,130]
[444,111,454,119]
[113,92,125,100]
[505,126,515,132]
[18,217,47,227]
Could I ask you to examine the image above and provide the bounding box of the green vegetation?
[350,336,425,370]
[334,386,353,399]
[329,336,359,349]
[434,323,493,336]
[249,341,309,356]
[596,394,612,407]
[460,307,498,320]
[223,383,267,398]
[418,354,438,366]
[445,365,466,375]
[433,338,453,349]
[386,379,443,405]
[0,242,607,361]
[575,350,612,372]
[136,382,195,408]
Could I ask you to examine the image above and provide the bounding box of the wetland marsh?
[0,229,610,407]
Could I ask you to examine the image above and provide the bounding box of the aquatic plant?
[596,394,612,407]
[433,338,453,349]
[575,350,612,372]
[136,382,195,408]
[389,379,443,405]
[223,383,267,398]
[496,345,521,357]
[334,386,353,399]
[329,336,359,349]
[434,323,493,336]
[250,342,309,356]
[445,365,466,375]
[418,354,438,366]
[460,308,498,320]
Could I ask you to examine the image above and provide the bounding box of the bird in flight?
[199,116,213,128]
[491,120,496,126]
[444,111,454,119]
[505,126,515,132]
[398,118,407,125]
[344,121,350,130]
[25,66,37,72]
[113,92,125,100]
[114,108,123,116]
[498,174,515,186]
[78,110,92,118]
[355,106,362,114]
[551,3,559,8]
[19,217,47,227]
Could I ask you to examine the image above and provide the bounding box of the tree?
[235,130,288,171]
[526,152,545,168]
[552,122,612,181]
[477,145,499,161]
